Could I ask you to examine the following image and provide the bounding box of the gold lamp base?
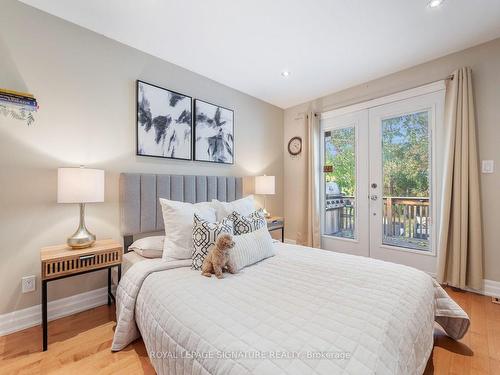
[67,203,96,249]
[262,208,271,218]
[262,195,271,218]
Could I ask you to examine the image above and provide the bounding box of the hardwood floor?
[424,288,500,375]
[0,288,498,374]
[0,306,155,375]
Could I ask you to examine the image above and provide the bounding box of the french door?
[320,90,444,272]
[320,110,370,257]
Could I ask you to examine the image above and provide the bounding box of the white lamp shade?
[255,175,275,195]
[57,168,105,203]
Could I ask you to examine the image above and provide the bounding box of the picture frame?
[194,99,234,164]
[136,80,192,160]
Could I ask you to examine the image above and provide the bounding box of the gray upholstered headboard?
[119,173,243,250]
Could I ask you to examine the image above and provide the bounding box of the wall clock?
[288,136,302,156]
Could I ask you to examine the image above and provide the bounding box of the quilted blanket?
[112,243,469,375]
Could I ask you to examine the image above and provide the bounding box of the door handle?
[370,195,378,201]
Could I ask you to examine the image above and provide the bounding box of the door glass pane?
[381,111,431,251]
[324,127,356,239]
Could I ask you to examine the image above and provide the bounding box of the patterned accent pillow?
[192,214,234,270]
[228,209,267,235]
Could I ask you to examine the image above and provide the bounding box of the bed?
[112,173,469,375]
[111,251,146,285]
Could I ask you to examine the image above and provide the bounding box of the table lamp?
[57,167,104,249]
[255,175,275,218]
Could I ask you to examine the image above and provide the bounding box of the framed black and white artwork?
[194,99,234,164]
[136,80,192,160]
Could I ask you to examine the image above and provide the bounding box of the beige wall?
[0,0,283,315]
[284,37,500,282]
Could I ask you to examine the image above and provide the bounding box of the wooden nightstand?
[40,239,122,351]
[267,216,284,242]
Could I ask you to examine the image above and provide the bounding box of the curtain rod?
[302,75,453,119]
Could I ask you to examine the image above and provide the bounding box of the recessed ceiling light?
[281,71,290,78]
[428,0,444,8]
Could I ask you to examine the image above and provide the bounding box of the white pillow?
[212,195,256,220]
[128,236,164,258]
[159,198,216,260]
[229,227,275,271]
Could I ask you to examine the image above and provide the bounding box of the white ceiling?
[19,0,500,108]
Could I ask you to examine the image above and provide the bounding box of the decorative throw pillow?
[228,209,267,235]
[212,195,256,220]
[159,198,217,260]
[192,214,234,270]
[229,227,276,272]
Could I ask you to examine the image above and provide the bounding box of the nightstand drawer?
[41,240,122,280]
[267,221,283,230]
[267,217,284,230]
[42,249,121,280]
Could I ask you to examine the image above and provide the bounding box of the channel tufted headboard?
[119,173,243,251]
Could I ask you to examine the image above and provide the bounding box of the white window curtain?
[299,111,321,248]
[437,67,483,290]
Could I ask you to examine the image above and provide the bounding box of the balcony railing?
[333,196,430,251]
[382,197,430,251]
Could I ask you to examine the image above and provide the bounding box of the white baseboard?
[284,238,296,244]
[482,279,500,298]
[455,280,500,298]
[0,287,109,337]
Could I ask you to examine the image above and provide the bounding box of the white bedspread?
[112,242,468,375]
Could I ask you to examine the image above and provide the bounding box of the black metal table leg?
[281,227,284,242]
[107,267,112,306]
[42,280,47,351]
[107,265,121,304]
